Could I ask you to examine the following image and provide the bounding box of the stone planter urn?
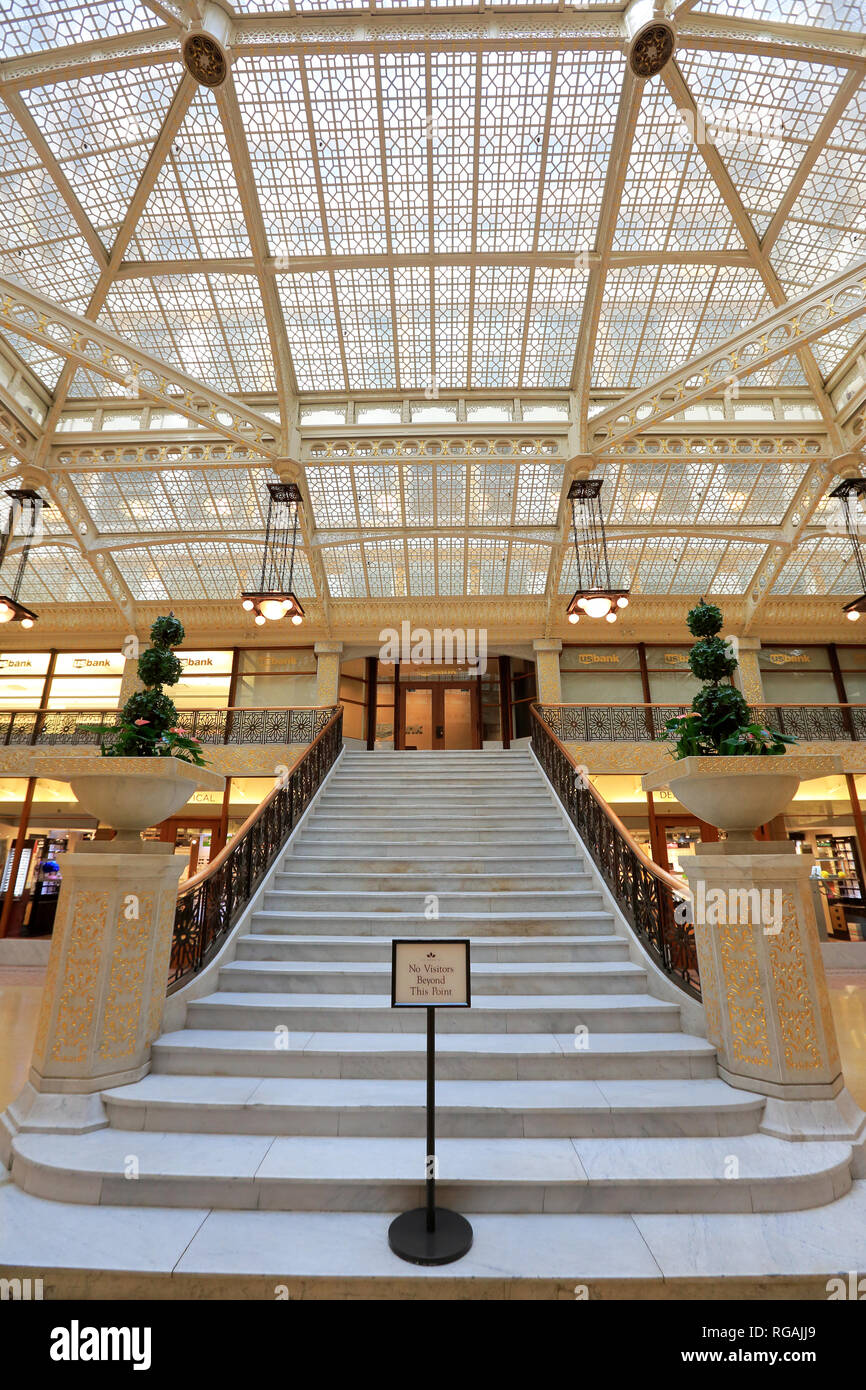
[68,756,225,842]
[642,753,841,836]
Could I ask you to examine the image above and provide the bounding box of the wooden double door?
[398,681,480,750]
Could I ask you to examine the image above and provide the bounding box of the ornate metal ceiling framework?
[0,1,864,637]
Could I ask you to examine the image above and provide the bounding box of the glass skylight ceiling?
[0,0,864,611]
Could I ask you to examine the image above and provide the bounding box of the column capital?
[314,641,344,655]
[533,639,562,653]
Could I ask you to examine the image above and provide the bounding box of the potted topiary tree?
[68,613,224,842]
[642,600,838,836]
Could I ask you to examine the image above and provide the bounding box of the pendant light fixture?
[241,482,305,627]
[830,478,866,622]
[565,478,629,625]
[0,489,44,628]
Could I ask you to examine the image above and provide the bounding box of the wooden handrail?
[179,706,342,895]
[530,703,689,898]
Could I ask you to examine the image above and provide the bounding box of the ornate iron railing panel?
[753,704,855,742]
[535,703,865,744]
[168,706,343,994]
[0,705,334,746]
[531,705,700,1001]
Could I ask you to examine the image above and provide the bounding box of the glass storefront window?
[645,646,701,704]
[235,648,317,708]
[561,646,643,703]
[172,650,232,709]
[0,677,46,710]
[0,651,50,710]
[375,662,395,748]
[47,652,124,710]
[759,647,837,704]
[339,657,368,742]
[47,676,122,710]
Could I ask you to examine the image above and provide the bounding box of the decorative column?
[680,842,866,1143]
[314,640,343,706]
[729,635,764,706]
[533,639,563,705]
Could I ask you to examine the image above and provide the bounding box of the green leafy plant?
[87,613,206,766]
[664,599,796,760]
[719,723,798,757]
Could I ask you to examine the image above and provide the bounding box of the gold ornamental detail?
[99,896,153,1062]
[768,893,823,1072]
[719,922,770,1067]
[50,891,108,1064]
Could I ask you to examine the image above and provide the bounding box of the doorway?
[398,682,480,750]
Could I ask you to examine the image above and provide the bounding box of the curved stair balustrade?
[530,703,700,1001]
[168,705,343,992]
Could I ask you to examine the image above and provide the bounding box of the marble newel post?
[533,639,562,705]
[642,757,866,1151]
[680,841,866,1146]
[0,758,224,1161]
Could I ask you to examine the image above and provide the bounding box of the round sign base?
[388,1208,473,1266]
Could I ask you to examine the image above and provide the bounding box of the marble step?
[311,811,562,827]
[151,1028,719,1081]
[186,991,679,1034]
[330,775,542,789]
[260,889,605,915]
[270,871,592,892]
[235,933,625,963]
[101,1075,764,1140]
[218,959,647,996]
[247,911,615,937]
[12,1131,851,1214]
[298,830,573,846]
[322,795,553,806]
[283,851,581,870]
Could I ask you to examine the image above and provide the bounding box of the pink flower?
[169,726,186,735]
[134,718,150,726]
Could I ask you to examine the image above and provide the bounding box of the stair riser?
[299,832,572,846]
[16,1165,845,1216]
[104,1101,760,1141]
[272,874,590,892]
[311,814,561,828]
[248,915,615,937]
[150,1048,718,1082]
[261,892,604,914]
[186,1003,679,1033]
[218,968,646,996]
[287,852,580,869]
[235,939,627,963]
[320,795,553,807]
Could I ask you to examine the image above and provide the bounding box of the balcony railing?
[0,705,336,747]
[536,703,866,743]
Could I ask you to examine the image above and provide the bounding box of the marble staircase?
[9,749,855,1215]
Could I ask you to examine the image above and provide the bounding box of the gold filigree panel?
[718,921,771,1069]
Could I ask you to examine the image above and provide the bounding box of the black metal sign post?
[388,938,473,1266]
